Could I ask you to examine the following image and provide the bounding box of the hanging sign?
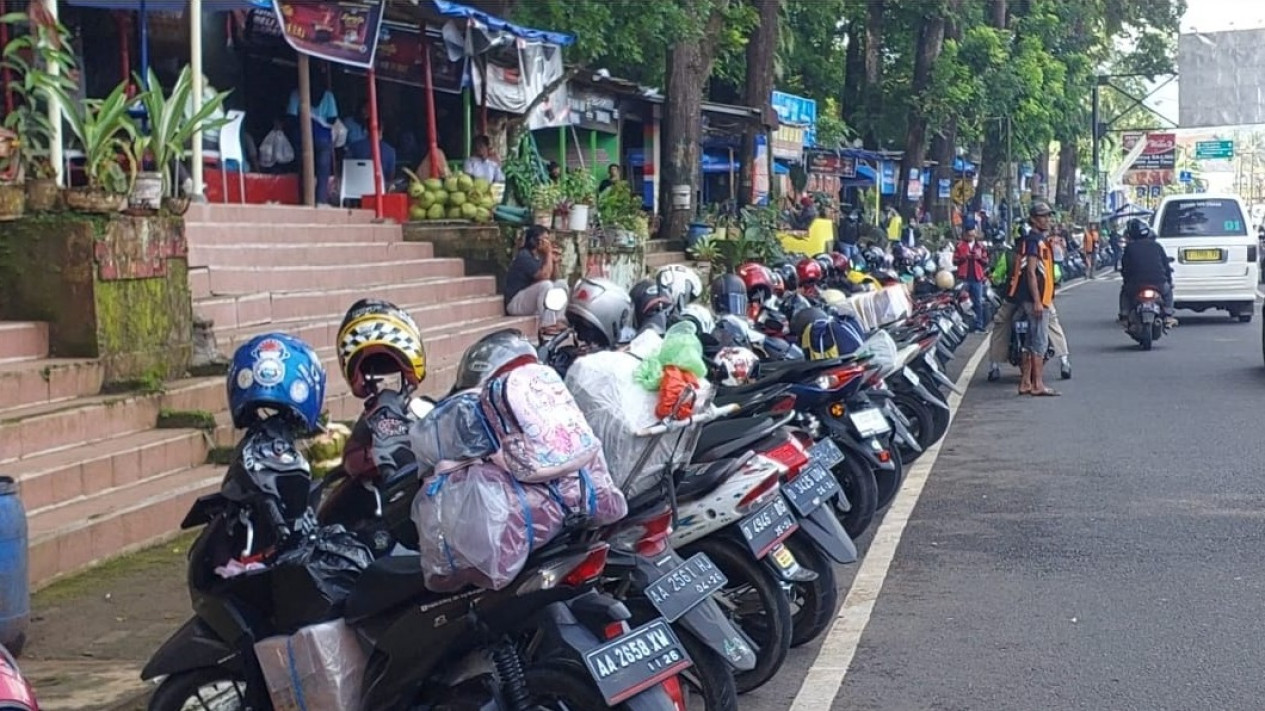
[569,89,620,134]
[373,24,467,94]
[806,153,856,177]
[272,0,386,69]
[772,124,806,161]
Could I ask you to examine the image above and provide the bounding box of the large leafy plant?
[0,9,78,181]
[48,80,141,194]
[560,169,597,207]
[134,66,231,196]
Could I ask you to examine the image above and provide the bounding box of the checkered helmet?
[337,299,427,398]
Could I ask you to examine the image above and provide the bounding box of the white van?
[1151,193,1258,323]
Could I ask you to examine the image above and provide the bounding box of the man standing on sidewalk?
[1007,202,1060,396]
[954,217,990,331]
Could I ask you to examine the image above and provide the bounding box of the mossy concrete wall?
[402,223,646,292]
[0,213,192,383]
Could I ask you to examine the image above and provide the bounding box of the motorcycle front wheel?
[148,668,247,711]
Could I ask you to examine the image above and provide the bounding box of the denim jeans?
[966,279,986,330]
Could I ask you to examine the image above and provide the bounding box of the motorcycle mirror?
[408,396,436,420]
[543,287,568,312]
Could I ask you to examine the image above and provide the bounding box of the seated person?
[780,206,835,256]
[505,225,567,332]
[464,135,505,184]
[343,99,396,186]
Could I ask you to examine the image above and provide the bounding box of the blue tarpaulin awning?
[428,0,574,46]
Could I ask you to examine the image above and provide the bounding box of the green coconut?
[443,176,460,193]
[449,191,467,207]
[409,205,428,221]
[427,203,445,219]
[423,178,444,191]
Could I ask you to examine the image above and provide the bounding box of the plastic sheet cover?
[411,459,624,592]
[256,619,368,711]
[863,330,900,377]
[409,391,498,473]
[566,331,710,498]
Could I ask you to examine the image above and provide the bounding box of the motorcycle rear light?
[604,621,632,640]
[764,438,810,477]
[737,470,784,514]
[816,364,868,391]
[768,394,798,415]
[663,675,686,711]
[1139,288,1158,300]
[562,544,610,587]
[635,509,675,557]
[877,449,892,463]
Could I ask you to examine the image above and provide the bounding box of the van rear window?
[1157,200,1248,237]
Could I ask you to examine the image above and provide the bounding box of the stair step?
[187,241,434,269]
[194,275,499,331]
[28,465,220,588]
[0,322,49,363]
[185,203,377,225]
[185,221,404,246]
[205,258,467,295]
[0,358,104,411]
[646,251,689,271]
[0,393,161,464]
[16,428,209,513]
[217,296,512,355]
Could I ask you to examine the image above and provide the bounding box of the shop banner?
[1120,131,1177,187]
[374,24,467,94]
[568,88,619,134]
[906,167,923,200]
[771,123,806,161]
[880,160,897,195]
[806,153,857,178]
[272,0,385,69]
[771,90,817,147]
[938,178,951,200]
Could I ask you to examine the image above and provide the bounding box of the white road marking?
[789,277,1089,710]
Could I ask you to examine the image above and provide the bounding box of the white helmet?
[654,264,703,306]
[934,270,956,290]
[820,288,849,311]
[679,302,715,335]
[714,347,760,387]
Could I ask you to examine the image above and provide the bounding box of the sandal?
[1031,388,1061,397]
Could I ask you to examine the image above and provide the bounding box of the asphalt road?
[746,275,1265,711]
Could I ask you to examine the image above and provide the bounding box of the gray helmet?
[452,328,538,391]
[567,277,633,348]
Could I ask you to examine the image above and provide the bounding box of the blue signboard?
[1179,170,1193,184]
[880,160,897,196]
[771,91,817,147]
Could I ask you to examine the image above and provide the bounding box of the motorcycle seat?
[345,554,443,622]
[694,416,778,462]
[674,458,744,502]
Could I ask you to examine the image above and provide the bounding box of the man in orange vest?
[1007,202,1060,396]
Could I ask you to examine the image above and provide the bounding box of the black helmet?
[789,306,829,345]
[1125,218,1152,241]
[774,262,799,292]
[710,273,749,316]
[630,279,671,335]
[453,328,538,391]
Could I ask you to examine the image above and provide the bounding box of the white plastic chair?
[203,109,246,203]
[339,159,376,207]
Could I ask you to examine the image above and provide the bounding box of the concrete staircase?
[645,239,690,272]
[2,204,534,588]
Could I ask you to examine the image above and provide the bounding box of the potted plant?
[597,181,648,246]
[530,182,563,227]
[560,169,597,232]
[133,65,230,209]
[1,8,77,213]
[49,80,140,213]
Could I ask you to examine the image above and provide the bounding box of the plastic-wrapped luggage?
[255,619,368,711]
[565,331,710,499]
[409,391,498,474]
[863,329,900,376]
[411,455,626,592]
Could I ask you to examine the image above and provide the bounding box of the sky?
[1146,0,1265,128]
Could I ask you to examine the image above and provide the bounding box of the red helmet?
[829,252,851,275]
[796,257,823,287]
[736,262,776,302]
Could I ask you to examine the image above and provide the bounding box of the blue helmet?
[227,332,327,431]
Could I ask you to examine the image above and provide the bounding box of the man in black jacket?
[1118,219,1175,325]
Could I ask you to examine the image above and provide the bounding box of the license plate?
[808,437,844,469]
[645,553,729,623]
[783,462,843,517]
[849,408,891,437]
[924,351,942,371]
[1183,248,1222,262]
[939,317,955,333]
[903,367,922,387]
[1013,320,1029,334]
[583,619,693,706]
[739,495,798,559]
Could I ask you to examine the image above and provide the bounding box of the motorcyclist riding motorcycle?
[1117,218,1176,327]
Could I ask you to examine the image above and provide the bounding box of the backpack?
[479,363,602,483]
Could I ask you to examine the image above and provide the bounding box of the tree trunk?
[1055,139,1078,210]
[660,0,730,240]
[1034,147,1051,200]
[897,12,946,217]
[740,0,780,206]
[975,139,1002,213]
[928,124,957,223]
[989,0,1007,28]
[842,19,864,128]
[861,0,886,148]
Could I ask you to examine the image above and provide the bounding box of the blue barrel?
[0,477,28,655]
[686,222,714,250]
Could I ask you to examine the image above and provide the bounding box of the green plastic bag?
[634,322,707,391]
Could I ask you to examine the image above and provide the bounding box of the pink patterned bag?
[480,363,602,483]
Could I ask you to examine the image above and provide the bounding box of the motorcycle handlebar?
[635,404,741,437]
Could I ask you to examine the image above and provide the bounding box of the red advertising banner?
[272,0,385,69]
[807,153,857,178]
[1121,131,1177,186]
[374,25,467,94]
